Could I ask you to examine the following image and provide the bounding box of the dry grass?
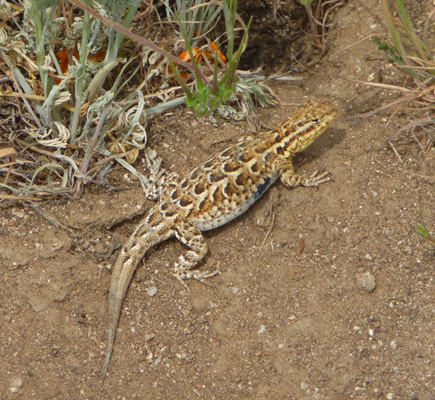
[0,0,343,205]
[346,0,435,244]
[0,0,263,204]
[343,0,435,151]
[299,0,346,64]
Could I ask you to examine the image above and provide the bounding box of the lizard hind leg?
[173,221,220,287]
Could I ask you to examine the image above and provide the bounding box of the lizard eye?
[311,118,320,123]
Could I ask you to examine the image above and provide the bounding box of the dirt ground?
[2,0,435,399]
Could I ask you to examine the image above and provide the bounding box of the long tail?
[102,214,172,378]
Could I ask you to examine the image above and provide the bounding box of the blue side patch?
[252,176,273,202]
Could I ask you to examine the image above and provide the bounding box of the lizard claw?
[174,265,221,288]
[302,170,332,187]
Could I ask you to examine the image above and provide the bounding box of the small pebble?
[191,296,208,312]
[356,271,376,292]
[146,149,157,160]
[144,334,155,342]
[301,382,309,390]
[146,286,158,297]
[9,376,23,393]
[25,293,51,312]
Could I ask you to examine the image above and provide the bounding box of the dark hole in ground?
[155,1,317,75]
[237,0,315,74]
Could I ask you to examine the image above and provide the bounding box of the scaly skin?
[102,101,338,377]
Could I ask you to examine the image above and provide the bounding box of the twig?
[73,104,111,197]
[0,147,17,185]
[0,92,74,112]
[0,51,43,129]
[389,113,435,142]
[423,8,435,42]
[340,76,435,119]
[27,202,71,230]
[388,141,403,163]
[338,75,413,93]
[340,34,378,52]
[299,237,304,254]
[259,210,275,253]
[0,194,41,201]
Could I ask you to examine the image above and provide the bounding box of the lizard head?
[285,101,338,153]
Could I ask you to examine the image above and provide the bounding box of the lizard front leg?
[173,221,219,286]
[277,159,331,188]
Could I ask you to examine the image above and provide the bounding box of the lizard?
[102,100,338,377]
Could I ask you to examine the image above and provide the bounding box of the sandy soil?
[1,1,435,399]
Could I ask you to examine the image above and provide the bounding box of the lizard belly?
[193,173,279,231]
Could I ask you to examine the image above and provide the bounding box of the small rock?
[356,271,376,292]
[144,334,155,342]
[191,296,208,312]
[11,209,25,219]
[146,286,158,297]
[50,282,68,302]
[135,268,147,281]
[9,376,23,393]
[364,253,373,261]
[301,382,309,390]
[25,293,51,312]
[257,325,266,334]
[145,148,157,160]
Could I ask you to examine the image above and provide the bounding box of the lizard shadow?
[293,126,346,167]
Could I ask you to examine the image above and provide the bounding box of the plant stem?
[70,0,91,141]
[74,104,111,196]
[107,4,139,63]
[31,1,47,96]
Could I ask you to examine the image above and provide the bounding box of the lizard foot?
[302,170,332,187]
[174,267,221,290]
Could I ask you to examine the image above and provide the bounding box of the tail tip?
[102,356,110,379]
